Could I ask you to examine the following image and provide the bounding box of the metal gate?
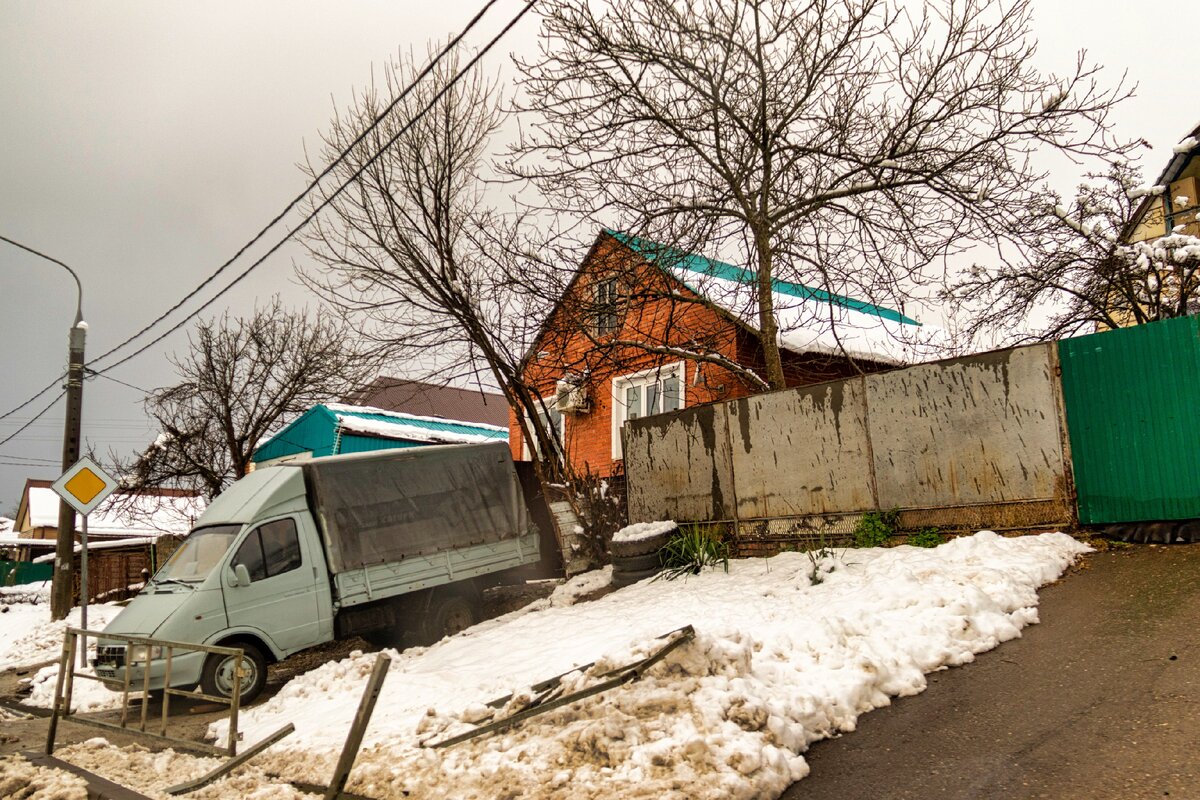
[1058,315,1200,524]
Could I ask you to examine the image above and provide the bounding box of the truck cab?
[96,466,335,702]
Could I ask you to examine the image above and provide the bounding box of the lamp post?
[0,236,86,622]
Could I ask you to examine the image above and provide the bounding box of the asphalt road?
[784,543,1200,800]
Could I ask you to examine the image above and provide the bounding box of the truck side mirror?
[229,563,252,587]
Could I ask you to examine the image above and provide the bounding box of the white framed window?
[611,361,685,459]
[522,395,564,461]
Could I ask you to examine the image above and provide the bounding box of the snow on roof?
[0,517,12,536]
[24,487,203,538]
[0,535,56,548]
[32,537,158,563]
[324,403,509,445]
[609,231,944,364]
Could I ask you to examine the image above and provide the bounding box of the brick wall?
[511,232,895,477]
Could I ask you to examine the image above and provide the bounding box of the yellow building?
[1126,123,1200,242]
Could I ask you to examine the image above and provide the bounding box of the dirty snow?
[0,582,126,712]
[612,520,677,543]
[178,531,1088,799]
[547,566,613,606]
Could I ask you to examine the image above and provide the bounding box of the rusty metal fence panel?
[46,628,246,757]
[622,404,735,523]
[866,346,1068,506]
[726,379,875,519]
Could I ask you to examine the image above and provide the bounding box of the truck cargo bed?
[333,531,540,608]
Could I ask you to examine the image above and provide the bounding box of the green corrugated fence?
[1,560,54,586]
[1058,315,1200,524]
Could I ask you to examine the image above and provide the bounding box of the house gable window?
[594,278,620,336]
[522,395,564,461]
[611,361,685,459]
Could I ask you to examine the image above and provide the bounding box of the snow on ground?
[0,580,126,710]
[0,753,90,800]
[179,531,1087,800]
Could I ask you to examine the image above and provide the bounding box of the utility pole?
[1,235,88,621]
[51,313,86,620]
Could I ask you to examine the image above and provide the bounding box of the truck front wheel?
[201,642,267,704]
[421,593,479,643]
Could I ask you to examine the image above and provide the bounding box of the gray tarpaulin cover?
[301,441,529,574]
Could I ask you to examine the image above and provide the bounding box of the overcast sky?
[1,0,1196,515]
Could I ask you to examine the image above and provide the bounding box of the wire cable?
[0,391,65,451]
[0,375,65,422]
[84,368,150,396]
[91,0,539,378]
[83,0,512,375]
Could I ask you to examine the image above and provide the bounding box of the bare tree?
[123,299,377,499]
[512,0,1132,388]
[947,160,1200,343]
[298,45,570,480]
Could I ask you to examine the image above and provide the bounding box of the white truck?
[95,441,543,702]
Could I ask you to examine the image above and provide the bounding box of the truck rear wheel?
[201,642,267,704]
[421,593,479,643]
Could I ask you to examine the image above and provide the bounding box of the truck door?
[224,516,323,653]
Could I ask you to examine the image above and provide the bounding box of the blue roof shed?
[252,403,509,465]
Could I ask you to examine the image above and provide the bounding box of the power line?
[91,0,539,378]
[0,375,65,423]
[0,459,62,469]
[0,0,533,452]
[84,368,150,396]
[83,0,514,377]
[0,454,61,465]
[0,391,64,451]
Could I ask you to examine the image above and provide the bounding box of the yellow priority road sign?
[51,456,119,516]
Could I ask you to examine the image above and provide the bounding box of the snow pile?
[0,589,126,713]
[0,754,89,799]
[0,598,123,673]
[0,579,50,606]
[209,531,1086,799]
[24,661,129,712]
[612,520,677,543]
[548,566,613,607]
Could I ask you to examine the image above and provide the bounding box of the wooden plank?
[21,750,154,800]
[324,653,391,800]
[165,723,295,795]
[56,716,228,757]
[427,625,695,749]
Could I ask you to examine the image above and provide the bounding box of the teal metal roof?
[606,230,921,326]
[252,403,508,464]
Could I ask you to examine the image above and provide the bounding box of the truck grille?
[95,645,126,667]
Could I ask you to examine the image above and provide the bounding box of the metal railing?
[45,627,246,757]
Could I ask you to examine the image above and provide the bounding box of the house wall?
[512,234,897,478]
[512,235,764,477]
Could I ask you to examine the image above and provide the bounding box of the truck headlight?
[127,645,164,664]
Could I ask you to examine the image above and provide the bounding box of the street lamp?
[0,236,86,621]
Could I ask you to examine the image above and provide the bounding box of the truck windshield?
[153,524,242,584]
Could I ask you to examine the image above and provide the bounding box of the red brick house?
[510,230,931,478]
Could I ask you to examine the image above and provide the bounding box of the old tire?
[610,527,675,559]
[612,551,664,573]
[420,593,479,644]
[611,565,662,588]
[200,642,267,704]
